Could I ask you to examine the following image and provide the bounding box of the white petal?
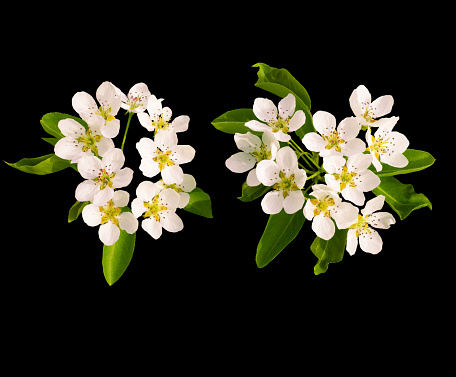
[234,132,261,153]
[322,155,345,174]
[112,190,130,208]
[303,200,315,221]
[158,188,181,210]
[302,132,326,152]
[178,192,190,208]
[101,119,120,138]
[171,145,195,165]
[72,91,97,120]
[256,160,280,186]
[119,212,139,234]
[78,155,102,179]
[99,222,120,246]
[93,186,114,206]
[136,137,157,159]
[275,146,298,173]
[137,113,154,132]
[142,218,162,239]
[82,204,102,226]
[293,168,307,189]
[97,137,115,157]
[226,152,256,173]
[261,191,284,214]
[160,211,183,233]
[96,81,121,116]
[381,152,409,168]
[171,115,189,133]
[162,165,184,185]
[324,174,340,192]
[355,170,380,192]
[288,110,305,131]
[136,180,160,202]
[161,107,172,122]
[346,153,372,173]
[362,195,385,216]
[371,153,383,171]
[131,198,146,218]
[147,97,164,118]
[341,186,365,206]
[246,168,261,186]
[139,158,160,178]
[346,229,358,256]
[54,137,83,161]
[283,190,305,214]
[331,202,359,229]
[388,131,409,153]
[312,111,336,136]
[359,228,383,254]
[155,129,177,151]
[278,93,296,119]
[349,88,363,117]
[58,118,85,137]
[112,167,133,189]
[371,95,394,118]
[338,117,360,141]
[253,97,278,123]
[312,214,335,240]
[245,120,271,133]
[275,130,291,142]
[341,138,366,157]
[75,180,99,202]
[367,211,395,229]
[102,148,125,174]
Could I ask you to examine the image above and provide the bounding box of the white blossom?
[115,82,151,113]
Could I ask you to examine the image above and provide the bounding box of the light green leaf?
[311,228,348,275]
[211,108,261,135]
[253,62,314,139]
[238,182,271,202]
[68,200,90,223]
[5,153,73,175]
[372,176,432,220]
[102,229,136,286]
[256,209,305,268]
[183,188,213,218]
[40,112,88,139]
[369,149,436,177]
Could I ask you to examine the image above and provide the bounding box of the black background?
[2,7,446,318]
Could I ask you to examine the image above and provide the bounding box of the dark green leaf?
[42,137,58,146]
[183,188,213,218]
[372,176,432,220]
[5,153,73,175]
[211,108,261,135]
[369,149,436,177]
[68,200,90,223]
[256,209,305,268]
[40,112,88,139]
[311,228,348,275]
[238,182,271,202]
[253,62,314,139]
[102,230,136,286]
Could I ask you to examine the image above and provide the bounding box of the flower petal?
[72,91,98,121]
[234,132,261,153]
[312,214,335,240]
[101,119,120,138]
[54,137,83,162]
[158,188,181,210]
[136,180,160,202]
[93,186,114,206]
[131,198,146,218]
[346,229,358,256]
[256,160,280,186]
[139,158,160,178]
[283,190,305,214]
[371,95,394,118]
[245,120,271,133]
[362,195,385,216]
[276,146,298,173]
[99,222,120,246]
[341,138,366,157]
[355,170,380,192]
[160,211,183,233]
[58,118,85,137]
[171,115,190,133]
[226,152,256,173]
[136,137,157,159]
[253,97,278,123]
[359,228,383,254]
[75,180,99,202]
[171,145,195,165]
[102,148,125,173]
[278,93,296,119]
[112,190,130,208]
[142,217,162,239]
[341,186,365,206]
[82,204,102,226]
[322,155,345,174]
[302,132,326,152]
[331,202,358,229]
[313,111,336,136]
[261,191,284,214]
[162,165,184,185]
[288,110,305,131]
[112,168,133,189]
[78,156,103,179]
[337,117,360,141]
[246,168,261,186]
[119,212,139,234]
[155,129,178,151]
[96,81,121,116]
[137,113,154,132]
[346,153,372,173]
[367,211,396,229]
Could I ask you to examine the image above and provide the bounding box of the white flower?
[346,195,396,255]
[349,85,394,128]
[115,82,151,113]
[82,190,138,246]
[54,118,114,163]
[245,93,306,142]
[137,97,189,136]
[72,81,121,138]
[303,184,358,240]
[256,146,307,214]
[155,174,197,208]
[225,131,279,187]
[302,111,366,158]
[136,130,195,185]
[366,117,409,171]
[131,181,183,240]
[76,148,134,206]
[323,153,380,206]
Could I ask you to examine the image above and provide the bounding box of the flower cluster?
[226,85,407,255]
[54,81,197,245]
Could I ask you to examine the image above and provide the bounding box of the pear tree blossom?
[366,117,409,171]
[155,174,197,209]
[346,195,396,255]
[82,190,138,246]
[76,148,134,206]
[54,118,114,163]
[303,184,358,240]
[225,131,280,187]
[349,85,394,128]
[131,181,183,240]
[137,97,189,136]
[302,111,366,158]
[256,146,307,214]
[245,93,306,142]
[323,153,380,206]
[115,82,152,113]
[72,81,121,138]
[136,129,195,185]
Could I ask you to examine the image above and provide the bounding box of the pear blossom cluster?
[226,86,408,255]
[54,81,197,245]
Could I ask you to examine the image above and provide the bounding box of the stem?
[289,138,304,154]
[306,171,321,181]
[121,112,134,151]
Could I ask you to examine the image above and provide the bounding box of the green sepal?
[183,187,213,218]
[311,228,348,275]
[238,182,271,202]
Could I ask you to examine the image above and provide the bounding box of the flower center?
[143,196,167,221]
[93,169,116,190]
[349,214,371,238]
[127,94,146,111]
[251,143,272,163]
[361,105,377,124]
[322,130,345,152]
[99,199,122,226]
[273,171,298,198]
[96,106,116,123]
[367,134,390,160]
[311,195,335,218]
[268,116,290,134]
[333,166,357,190]
[153,148,175,171]
[76,128,103,156]
[153,115,170,135]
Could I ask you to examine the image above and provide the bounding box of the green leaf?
[238,182,271,202]
[102,230,136,286]
[369,149,436,177]
[211,108,261,135]
[372,176,432,220]
[311,228,348,275]
[42,137,58,146]
[256,209,305,268]
[40,112,88,139]
[253,62,314,139]
[68,200,89,223]
[5,153,73,175]
[183,188,213,218]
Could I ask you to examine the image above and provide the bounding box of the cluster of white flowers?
[54,81,196,245]
[226,86,407,255]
